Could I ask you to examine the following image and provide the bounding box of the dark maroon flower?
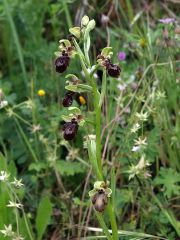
[62,91,74,107]
[107,64,121,78]
[63,119,79,141]
[55,53,70,73]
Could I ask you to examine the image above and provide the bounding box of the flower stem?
[107,203,119,240]
[95,212,113,240]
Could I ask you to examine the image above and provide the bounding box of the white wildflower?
[7,201,23,209]
[134,137,147,146]
[117,83,127,91]
[31,124,41,133]
[131,123,140,133]
[137,154,151,169]
[0,100,8,109]
[132,137,147,152]
[156,90,166,100]
[128,155,151,180]
[66,148,79,161]
[0,171,9,182]
[39,134,48,144]
[132,146,140,152]
[24,99,34,109]
[129,74,135,82]
[0,224,14,237]
[6,108,14,117]
[135,112,149,122]
[11,178,24,188]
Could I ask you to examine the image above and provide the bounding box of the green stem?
[95,212,113,240]
[14,117,38,163]
[84,41,91,67]
[95,102,102,175]
[7,183,34,240]
[73,36,117,239]
[106,203,119,240]
[99,69,107,107]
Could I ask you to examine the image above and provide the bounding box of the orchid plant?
[54,15,120,240]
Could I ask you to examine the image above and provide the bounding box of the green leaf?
[154,168,180,198]
[36,196,53,240]
[56,161,85,176]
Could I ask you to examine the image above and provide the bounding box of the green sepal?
[89,189,97,197]
[61,114,74,122]
[54,51,61,57]
[69,27,81,39]
[65,74,78,80]
[59,39,71,47]
[68,106,81,115]
[65,84,92,93]
[94,181,106,189]
[79,119,85,127]
[101,47,113,58]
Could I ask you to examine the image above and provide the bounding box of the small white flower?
[7,201,23,209]
[128,155,151,180]
[66,148,79,161]
[129,74,135,82]
[135,112,149,122]
[24,99,34,109]
[0,224,14,237]
[0,171,9,182]
[137,154,150,170]
[0,100,8,109]
[132,146,140,152]
[11,178,24,188]
[31,124,41,133]
[131,123,140,133]
[39,134,48,144]
[117,83,127,91]
[134,137,147,146]
[132,137,147,152]
[156,90,166,100]
[6,108,14,117]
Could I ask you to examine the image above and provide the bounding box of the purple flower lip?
[118,51,126,61]
[159,18,175,24]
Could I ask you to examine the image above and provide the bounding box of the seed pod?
[107,63,121,78]
[55,52,70,73]
[62,92,74,107]
[63,119,79,141]
[92,189,108,212]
